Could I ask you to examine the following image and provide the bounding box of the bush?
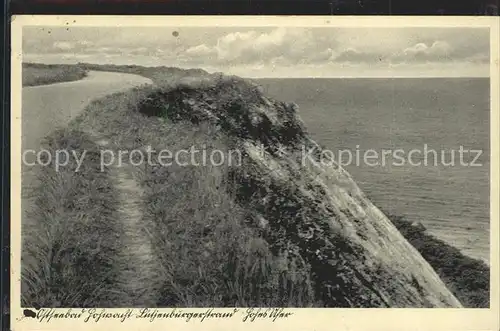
[388,213,489,308]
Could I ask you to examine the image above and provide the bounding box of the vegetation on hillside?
[21,129,124,307]
[21,63,490,308]
[74,87,318,307]
[388,214,489,308]
[22,63,88,87]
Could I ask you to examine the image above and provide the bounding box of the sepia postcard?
[10,15,500,330]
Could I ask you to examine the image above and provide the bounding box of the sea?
[256,78,490,264]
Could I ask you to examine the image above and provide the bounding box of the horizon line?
[22,61,491,79]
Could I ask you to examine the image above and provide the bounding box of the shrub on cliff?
[388,213,489,308]
[129,74,463,308]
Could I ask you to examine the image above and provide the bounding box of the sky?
[22,26,491,78]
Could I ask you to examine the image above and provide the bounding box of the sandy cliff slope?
[133,73,463,308]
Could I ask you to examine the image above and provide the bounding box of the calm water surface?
[257,78,490,263]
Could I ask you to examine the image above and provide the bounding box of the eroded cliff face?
[138,73,463,308]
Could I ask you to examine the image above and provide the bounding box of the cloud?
[78,40,94,47]
[467,52,490,63]
[390,39,488,64]
[22,26,490,77]
[53,41,74,51]
[330,39,486,65]
[334,48,385,63]
[391,41,452,63]
[216,28,303,63]
[179,28,338,66]
[177,28,489,67]
[185,44,217,57]
[128,47,150,56]
[405,41,452,56]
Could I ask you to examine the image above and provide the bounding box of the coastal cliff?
[23,65,466,307]
[130,72,463,307]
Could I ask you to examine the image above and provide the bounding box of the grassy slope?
[22,63,88,87]
[21,63,490,308]
[73,87,316,307]
[120,64,491,308]
[21,129,124,307]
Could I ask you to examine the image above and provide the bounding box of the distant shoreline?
[22,62,490,80]
[22,63,88,87]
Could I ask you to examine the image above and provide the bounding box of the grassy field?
[21,63,490,308]
[22,63,88,87]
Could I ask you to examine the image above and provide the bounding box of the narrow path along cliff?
[94,137,158,307]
